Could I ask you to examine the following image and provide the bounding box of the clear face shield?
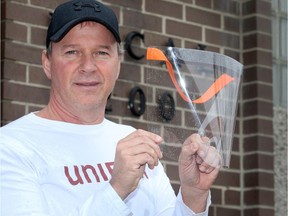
[145,47,243,168]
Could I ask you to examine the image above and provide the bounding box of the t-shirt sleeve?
[150,162,211,216]
[174,189,211,216]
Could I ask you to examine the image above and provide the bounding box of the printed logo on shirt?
[64,162,149,185]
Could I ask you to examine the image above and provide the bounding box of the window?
[272,0,287,108]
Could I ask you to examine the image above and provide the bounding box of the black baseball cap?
[46,0,121,48]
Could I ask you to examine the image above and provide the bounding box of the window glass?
[281,65,287,107]
[273,64,279,106]
[280,0,287,13]
[272,0,277,10]
[272,17,278,58]
[280,18,287,59]
[272,0,287,108]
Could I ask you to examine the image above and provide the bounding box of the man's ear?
[42,50,52,80]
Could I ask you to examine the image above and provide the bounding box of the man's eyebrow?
[97,44,113,50]
[61,44,79,49]
[61,44,113,50]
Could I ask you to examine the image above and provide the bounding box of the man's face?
[42,22,121,113]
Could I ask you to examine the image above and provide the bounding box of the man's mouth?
[75,81,99,87]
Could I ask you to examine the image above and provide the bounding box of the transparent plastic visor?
[145,47,243,168]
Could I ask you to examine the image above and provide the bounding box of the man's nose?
[80,54,97,72]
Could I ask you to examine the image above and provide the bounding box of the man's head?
[46,0,121,49]
[41,0,122,123]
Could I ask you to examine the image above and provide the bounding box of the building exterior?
[1,0,287,215]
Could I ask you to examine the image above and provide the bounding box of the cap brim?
[49,17,121,44]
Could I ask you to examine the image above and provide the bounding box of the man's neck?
[37,101,105,125]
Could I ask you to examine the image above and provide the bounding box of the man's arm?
[178,134,220,213]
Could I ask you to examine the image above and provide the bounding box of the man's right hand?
[110,129,163,200]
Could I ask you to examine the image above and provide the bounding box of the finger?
[180,134,202,161]
[121,132,163,159]
[127,142,162,165]
[121,129,163,145]
[198,146,221,173]
[196,154,203,165]
[131,153,158,170]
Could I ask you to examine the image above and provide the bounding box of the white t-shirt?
[0,113,210,216]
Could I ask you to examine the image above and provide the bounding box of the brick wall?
[1,0,275,215]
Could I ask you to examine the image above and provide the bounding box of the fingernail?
[156,135,163,143]
[200,165,207,172]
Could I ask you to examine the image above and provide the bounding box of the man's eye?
[66,50,77,55]
[97,51,109,56]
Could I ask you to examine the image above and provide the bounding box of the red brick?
[229,154,240,169]
[244,172,274,188]
[166,164,179,181]
[243,66,272,83]
[107,98,131,118]
[244,153,274,170]
[163,126,195,144]
[214,0,240,15]
[225,190,241,205]
[244,189,274,206]
[215,170,240,187]
[28,105,43,113]
[242,83,273,100]
[216,207,241,216]
[224,16,240,32]
[206,29,240,49]
[146,0,182,19]
[31,0,67,9]
[29,66,50,86]
[31,27,47,46]
[144,67,174,89]
[119,63,141,82]
[123,10,162,32]
[224,49,240,61]
[186,7,221,28]
[244,208,275,216]
[243,135,274,153]
[3,21,27,42]
[3,41,42,65]
[121,119,152,131]
[243,16,271,34]
[243,118,273,135]
[103,0,142,10]
[171,183,180,195]
[195,0,212,9]
[2,81,49,105]
[243,100,273,117]
[113,81,134,98]
[144,32,182,48]
[211,188,222,204]
[166,19,202,40]
[1,101,26,122]
[161,145,181,162]
[243,33,272,50]
[2,60,26,82]
[4,1,49,26]
[242,0,271,16]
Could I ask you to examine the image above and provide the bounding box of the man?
[0,0,220,215]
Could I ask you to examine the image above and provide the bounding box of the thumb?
[180,134,201,162]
